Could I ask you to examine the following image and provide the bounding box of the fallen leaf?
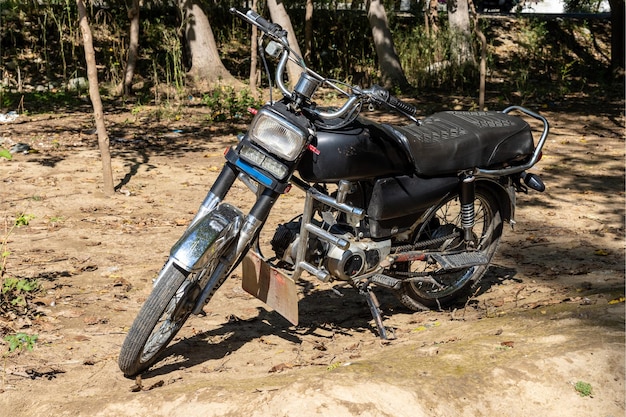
[147,380,165,390]
[269,363,292,373]
[83,316,108,325]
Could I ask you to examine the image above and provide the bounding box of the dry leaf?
[269,363,293,373]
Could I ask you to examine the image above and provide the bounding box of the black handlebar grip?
[387,95,417,117]
[369,85,416,117]
[246,10,273,32]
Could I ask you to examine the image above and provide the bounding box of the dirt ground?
[0,95,624,417]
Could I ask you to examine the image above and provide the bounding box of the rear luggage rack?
[475,106,549,177]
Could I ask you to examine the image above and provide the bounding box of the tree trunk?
[249,0,259,93]
[367,0,410,91]
[76,0,114,196]
[448,0,473,66]
[304,0,314,63]
[608,0,625,70]
[178,0,240,88]
[267,0,304,86]
[119,0,141,96]
[469,0,486,109]
[428,0,439,35]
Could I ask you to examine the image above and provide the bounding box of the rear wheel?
[393,187,503,311]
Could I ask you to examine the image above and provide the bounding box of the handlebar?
[230,8,418,122]
[245,10,273,32]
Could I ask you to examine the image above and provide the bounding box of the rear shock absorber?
[460,173,476,246]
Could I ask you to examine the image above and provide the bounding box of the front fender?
[170,203,244,272]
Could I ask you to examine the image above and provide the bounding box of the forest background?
[0,0,623,110]
[0,0,623,195]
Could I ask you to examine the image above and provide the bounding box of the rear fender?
[476,179,515,225]
[170,203,244,272]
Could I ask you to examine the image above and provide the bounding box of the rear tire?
[393,186,503,311]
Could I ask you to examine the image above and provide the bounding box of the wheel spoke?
[393,189,503,310]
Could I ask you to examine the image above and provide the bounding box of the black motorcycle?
[119,8,548,377]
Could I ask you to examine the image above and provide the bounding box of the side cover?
[367,175,459,238]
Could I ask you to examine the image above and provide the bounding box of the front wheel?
[119,205,240,377]
[118,262,199,376]
[393,186,504,311]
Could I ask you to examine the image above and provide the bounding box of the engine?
[271,220,391,281]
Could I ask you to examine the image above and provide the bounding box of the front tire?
[393,186,504,311]
[118,262,195,376]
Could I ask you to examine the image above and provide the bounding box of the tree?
[469,0,487,109]
[608,0,624,70]
[249,0,260,92]
[563,0,624,71]
[76,0,114,196]
[178,0,240,87]
[267,0,304,86]
[367,0,410,91]
[426,0,440,36]
[448,0,473,66]
[304,0,314,63]
[117,0,141,96]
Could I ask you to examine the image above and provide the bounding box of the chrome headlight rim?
[249,109,307,161]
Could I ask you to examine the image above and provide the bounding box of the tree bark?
[76,0,114,196]
[469,0,486,109]
[367,0,410,91]
[608,0,625,70]
[304,0,314,63]
[267,0,305,86]
[119,0,141,96]
[448,0,473,66]
[249,0,259,93]
[178,0,240,87]
[428,0,439,36]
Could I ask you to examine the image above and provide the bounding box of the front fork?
[191,162,278,256]
[167,162,280,313]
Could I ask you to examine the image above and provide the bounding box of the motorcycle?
[118,8,548,377]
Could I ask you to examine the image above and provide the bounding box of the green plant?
[1,214,41,319]
[2,213,35,274]
[4,332,38,353]
[49,215,64,224]
[14,213,34,227]
[0,149,11,160]
[202,86,262,122]
[1,276,40,310]
[574,380,593,397]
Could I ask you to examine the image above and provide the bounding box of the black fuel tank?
[297,118,412,183]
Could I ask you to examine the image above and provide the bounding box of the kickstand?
[360,285,393,340]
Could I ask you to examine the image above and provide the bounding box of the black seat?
[385,111,535,176]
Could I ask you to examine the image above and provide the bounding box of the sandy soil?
[0,97,624,417]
